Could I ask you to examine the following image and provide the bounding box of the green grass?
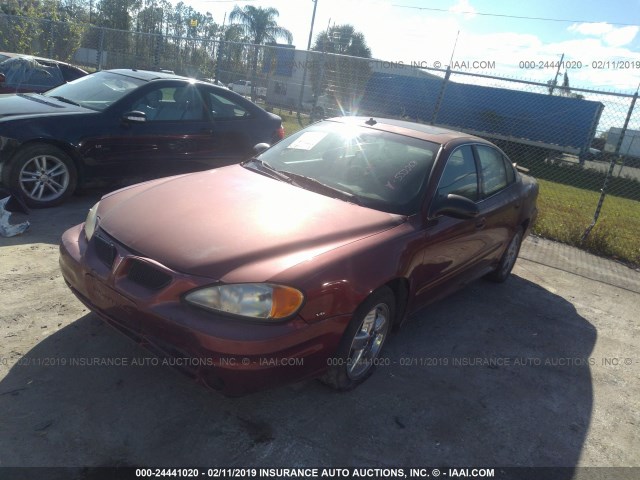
[533,179,640,266]
[282,114,304,137]
[269,109,305,137]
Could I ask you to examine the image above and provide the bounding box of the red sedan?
[59,117,538,395]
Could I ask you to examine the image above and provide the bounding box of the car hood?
[98,165,406,282]
[0,93,90,119]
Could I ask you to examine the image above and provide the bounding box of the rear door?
[474,144,520,264]
[200,85,264,163]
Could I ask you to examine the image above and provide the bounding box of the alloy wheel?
[19,154,70,203]
[347,302,390,379]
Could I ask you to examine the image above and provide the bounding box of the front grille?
[94,235,117,267]
[127,260,172,290]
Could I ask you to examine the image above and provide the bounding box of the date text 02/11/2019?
[518,60,640,69]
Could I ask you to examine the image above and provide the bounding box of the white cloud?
[568,22,639,47]
[603,26,639,47]
[449,0,477,19]
[569,22,613,36]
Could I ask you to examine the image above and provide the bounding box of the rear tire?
[5,144,77,208]
[486,227,523,283]
[320,286,395,391]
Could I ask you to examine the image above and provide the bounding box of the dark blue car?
[0,69,284,207]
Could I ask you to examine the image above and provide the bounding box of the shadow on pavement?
[0,275,595,474]
[0,190,105,247]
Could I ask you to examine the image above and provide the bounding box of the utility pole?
[306,0,318,50]
[298,0,319,114]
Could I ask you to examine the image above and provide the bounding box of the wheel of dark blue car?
[320,286,395,391]
[486,227,523,283]
[6,144,77,208]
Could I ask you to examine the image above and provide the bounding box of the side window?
[503,154,516,184]
[134,86,205,122]
[131,86,166,121]
[476,145,508,197]
[207,91,249,119]
[59,64,85,82]
[436,145,479,202]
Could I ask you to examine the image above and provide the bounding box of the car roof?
[106,68,195,82]
[0,52,86,71]
[327,116,492,146]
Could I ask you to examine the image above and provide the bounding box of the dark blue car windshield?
[44,71,145,111]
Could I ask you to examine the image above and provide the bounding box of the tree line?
[0,2,372,102]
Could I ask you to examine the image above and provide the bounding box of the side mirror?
[0,73,5,84]
[122,111,146,123]
[253,143,270,154]
[433,194,479,219]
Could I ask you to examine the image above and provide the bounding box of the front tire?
[486,227,523,283]
[321,286,395,391]
[5,144,77,208]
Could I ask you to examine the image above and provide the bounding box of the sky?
[180,0,640,93]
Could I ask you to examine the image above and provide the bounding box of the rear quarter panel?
[518,172,539,236]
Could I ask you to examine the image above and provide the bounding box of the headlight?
[184,283,304,320]
[84,202,99,241]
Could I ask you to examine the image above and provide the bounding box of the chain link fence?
[1,13,639,265]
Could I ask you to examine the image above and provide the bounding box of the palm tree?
[229,5,292,47]
[310,24,372,107]
[229,5,292,98]
[312,24,371,58]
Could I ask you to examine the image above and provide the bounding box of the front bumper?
[59,224,350,395]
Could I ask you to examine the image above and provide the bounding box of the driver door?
[83,83,216,179]
[413,144,491,306]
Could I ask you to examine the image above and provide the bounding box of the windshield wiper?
[279,170,360,205]
[243,157,293,183]
[49,95,81,107]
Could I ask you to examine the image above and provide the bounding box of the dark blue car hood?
[0,93,92,120]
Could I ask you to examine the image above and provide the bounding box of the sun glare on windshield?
[256,121,439,215]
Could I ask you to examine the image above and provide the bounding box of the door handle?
[475,217,487,230]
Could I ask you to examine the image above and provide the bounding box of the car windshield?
[44,71,145,111]
[252,121,439,215]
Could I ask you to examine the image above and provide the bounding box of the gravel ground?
[0,191,638,475]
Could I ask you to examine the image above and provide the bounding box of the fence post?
[48,19,54,58]
[96,27,104,71]
[581,88,638,243]
[154,33,161,70]
[431,67,451,125]
[250,44,259,102]
[298,51,310,116]
[215,39,224,83]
